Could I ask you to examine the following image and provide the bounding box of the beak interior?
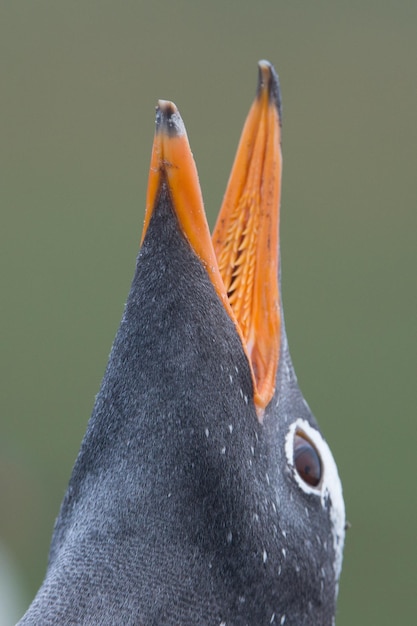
[213,61,283,415]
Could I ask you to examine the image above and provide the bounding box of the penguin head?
[19,61,345,626]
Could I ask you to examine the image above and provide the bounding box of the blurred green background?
[1,1,416,624]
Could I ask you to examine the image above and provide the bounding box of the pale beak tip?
[257,60,282,123]
[156,100,186,137]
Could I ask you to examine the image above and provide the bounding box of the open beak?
[141,61,282,420]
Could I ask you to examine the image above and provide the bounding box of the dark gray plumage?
[19,63,345,626]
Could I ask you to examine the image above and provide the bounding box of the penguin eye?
[293,430,322,488]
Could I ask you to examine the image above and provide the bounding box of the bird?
[18,61,345,625]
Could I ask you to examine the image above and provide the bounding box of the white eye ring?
[284,418,346,580]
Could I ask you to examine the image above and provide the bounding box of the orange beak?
[141,61,282,420]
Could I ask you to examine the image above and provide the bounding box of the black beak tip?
[257,59,282,123]
[155,99,186,137]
